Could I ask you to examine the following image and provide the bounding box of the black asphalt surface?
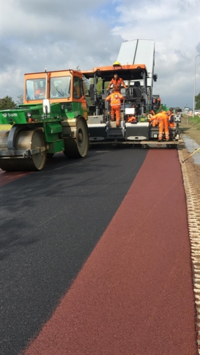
[0,147,148,355]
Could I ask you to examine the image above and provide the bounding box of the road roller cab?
[0,69,89,171]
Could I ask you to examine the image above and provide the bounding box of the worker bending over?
[107,74,127,92]
[106,90,125,127]
[148,111,169,141]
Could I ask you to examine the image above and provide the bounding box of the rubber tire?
[64,117,89,159]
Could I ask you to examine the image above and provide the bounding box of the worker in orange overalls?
[34,84,45,99]
[107,74,127,92]
[167,108,175,128]
[152,97,161,111]
[148,111,169,141]
[105,90,125,127]
[127,115,137,123]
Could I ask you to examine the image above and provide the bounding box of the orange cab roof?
[24,69,81,77]
[81,64,148,80]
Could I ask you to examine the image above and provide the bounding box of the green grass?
[181,115,200,131]
[182,114,200,124]
[188,115,200,125]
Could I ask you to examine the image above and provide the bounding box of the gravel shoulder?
[180,116,200,145]
[178,128,200,354]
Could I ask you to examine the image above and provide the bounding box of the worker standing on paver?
[107,73,127,93]
[157,97,161,108]
[106,90,125,127]
[152,97,161,111]
[148,111,169,141]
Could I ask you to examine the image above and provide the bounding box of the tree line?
[195,93,200,110]
[0,95,23,110]
[0,92,200,111]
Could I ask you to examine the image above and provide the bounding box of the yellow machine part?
[0,124,12,131]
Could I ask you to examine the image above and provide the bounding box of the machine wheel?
[64,117,89,158]
[0,129,46,171]
[47,153,54,159]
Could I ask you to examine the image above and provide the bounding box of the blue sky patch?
[90,0,124,28]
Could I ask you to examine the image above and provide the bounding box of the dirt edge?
[178,145,200,354]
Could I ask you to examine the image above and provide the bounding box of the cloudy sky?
[0,0,200,108]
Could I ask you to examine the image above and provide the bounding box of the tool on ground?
[182,147,200,163]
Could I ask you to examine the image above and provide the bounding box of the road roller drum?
[0,128,47,171]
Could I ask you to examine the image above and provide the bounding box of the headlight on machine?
[26,112,32,122]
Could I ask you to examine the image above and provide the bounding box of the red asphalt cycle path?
[0,153,70,187]
[0,170,30,187]
[20,150,197,354]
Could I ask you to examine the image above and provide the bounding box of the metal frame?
[0,146,47,158]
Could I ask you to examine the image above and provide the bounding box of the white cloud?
[0,0,200,108]
[112,0,200,107]
[0,0,123,100]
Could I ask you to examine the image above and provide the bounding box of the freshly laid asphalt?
[0,147,148,355]
[24,149,197,355]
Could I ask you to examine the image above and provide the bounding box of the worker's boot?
[165,132,169,141]
[116,120,120,127]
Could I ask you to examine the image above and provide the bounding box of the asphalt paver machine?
[82,39,180,147]
[82,63,151,143]
[82,63,180,146]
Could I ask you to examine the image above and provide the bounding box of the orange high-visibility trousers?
[158,116,169,141]
[111,106,121,126]
[149,113,169,141]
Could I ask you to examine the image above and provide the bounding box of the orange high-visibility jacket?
[167,111,174,120]
[35,87,45,95]
[127,116,137,123]
[167,111,175,128]
[149,112,168,125]
[107,78,127,91]
[149,111,168,120]
[106,92,124,106]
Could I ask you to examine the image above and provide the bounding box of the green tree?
[0,96,16,110]
[96,78,103,94]
[90,78,109,95]
[195,92,200,110]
